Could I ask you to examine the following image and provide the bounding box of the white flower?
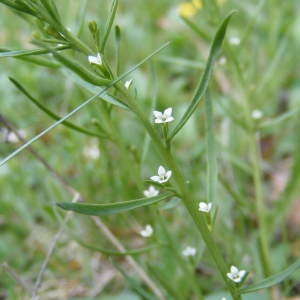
[198,202,212,213]
[143,186,159,198]
[140,225,153,238]
[219,56,227,66]
[88,53,102,65]
[5,129,27,143]
[226,265,246,283]
[124,79,133,89]
[251,109,263,119]
[229,36,240,46]
[83,140,100,160]
[153,108,174,124]
[182,246,197,257]
[150,166,172,183]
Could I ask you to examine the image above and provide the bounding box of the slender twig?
[92,217,165,300]
[30,193,80,300]
[1,262,33,294]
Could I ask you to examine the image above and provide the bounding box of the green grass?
[1,0,300,299]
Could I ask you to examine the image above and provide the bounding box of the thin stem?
[249,133,272,277]
[125,97,241,299]
[225,44,272,278]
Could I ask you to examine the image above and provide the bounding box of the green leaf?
[0,45,69,58]
[241,259,300,294]
[0,41,170,167]
[57,192,173,216]
[9,77,108,139]
[205,90,217,205]
[101,0,118,52]
[168,11,236,141]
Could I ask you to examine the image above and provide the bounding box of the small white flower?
[140,225,153,238]
[83,140,100,160]
[143,186,159,198]
[198,202,212,213]
[226,265,246,283]
[182,246,197,257]
[251,109,263,119]
[150,166,172,183]
[153,108,174,124]
[88,53,102,65]
[219,56,227,66]
[229,36,240,46]
[5,129,27,143]
[124,79,133,89]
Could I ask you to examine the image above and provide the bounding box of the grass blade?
[57,192,173,216]
[0,45,69,58]
[9,77,108,139]
[241,259,300,294]
[101,0,118,53]
[205,90,217,204]
[168,11,236,141]
[0,41,170,167]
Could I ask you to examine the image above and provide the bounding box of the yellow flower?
[192,0,203,9]
[178,2,198,18]
[217,0,227,6]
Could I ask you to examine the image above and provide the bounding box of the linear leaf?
[101,0,118,52]
[57,192,173,216]
[0,41,170,167]
[0,45,69,58]
[241,259,300,294]
[168,11,236,141]
[205,91,217,205]
[9,77,108,139]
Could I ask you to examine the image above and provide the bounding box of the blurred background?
[1,0,300,299]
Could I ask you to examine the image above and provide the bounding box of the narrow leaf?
[241,259,300,294]
[0,45,69,58]
[168,11,236,141]
[9,77,108,139]
[57,192,173,216]
[205,91,217,205]
[101,0,118,52]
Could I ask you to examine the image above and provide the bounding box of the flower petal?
[164,107,173,117]
[150,175,160,182]
[158,166,166,176]
[153,111,162,118]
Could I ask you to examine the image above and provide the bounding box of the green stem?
[249,133,272,277]
[125,98,241,300]
[225,45,272,278]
